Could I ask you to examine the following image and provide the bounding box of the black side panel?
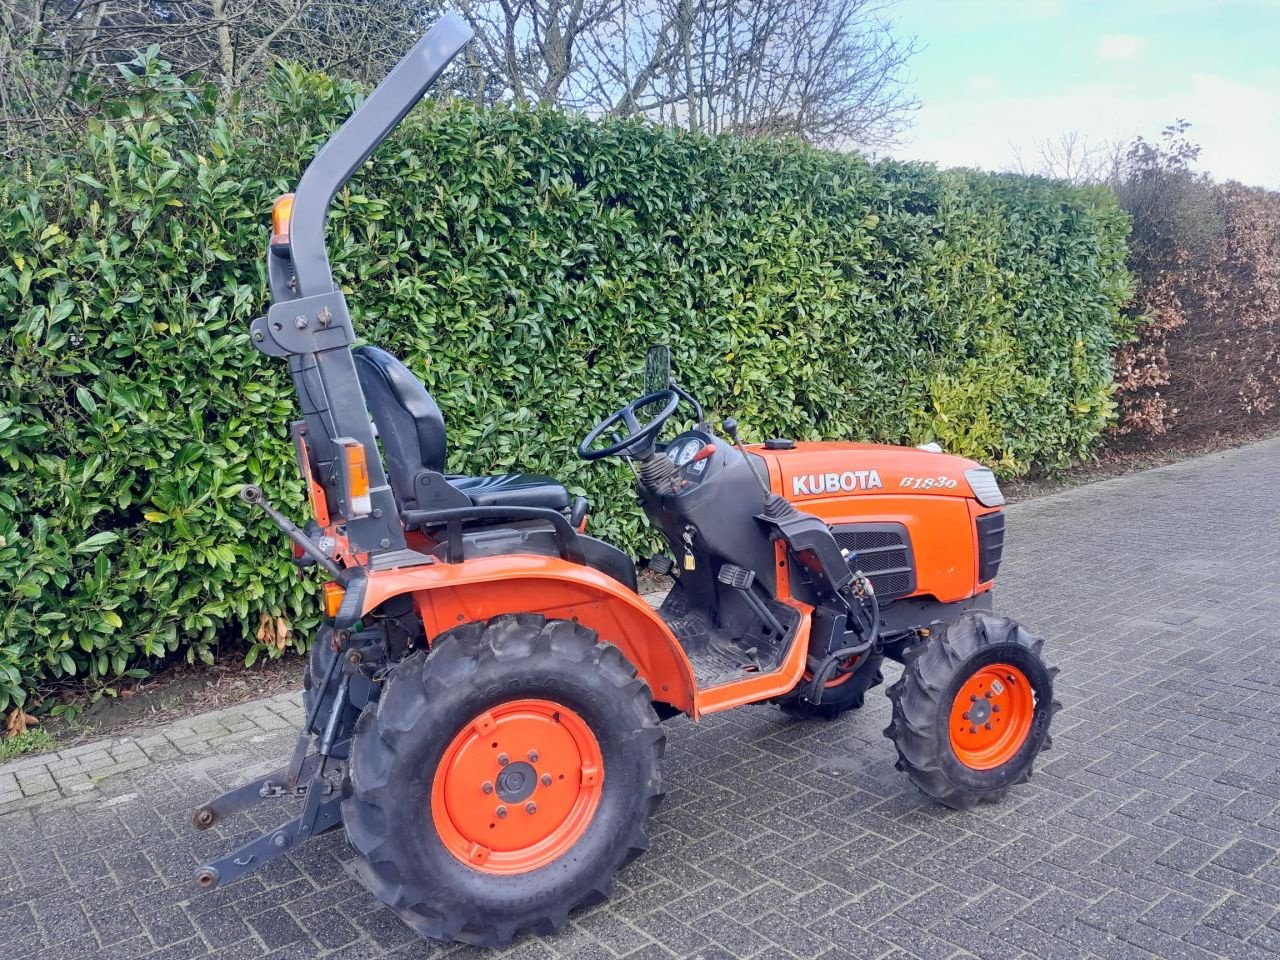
[976,511,1005,583]
[428,523,636,590]
[831,522,916,601]
[579,536,638,592]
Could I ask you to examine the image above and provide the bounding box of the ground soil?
[19,426,1279,755]
[36,655,305,748]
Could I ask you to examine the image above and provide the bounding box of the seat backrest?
[352,346,447,505]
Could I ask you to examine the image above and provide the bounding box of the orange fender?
[358,555,699,716]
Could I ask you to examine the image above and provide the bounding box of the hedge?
[1114,176,1280,440]
[0,55,1133,711]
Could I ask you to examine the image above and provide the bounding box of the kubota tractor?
[192,13,1060,947]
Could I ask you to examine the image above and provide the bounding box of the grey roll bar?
[288,13,474,297]
[250,14,473,559]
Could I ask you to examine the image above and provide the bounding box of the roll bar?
[288,13,474,298]
[251,14,473,559]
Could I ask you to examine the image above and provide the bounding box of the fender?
[357,555,700,716]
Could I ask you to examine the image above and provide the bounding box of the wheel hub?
[431,699,604,875]
[495,761,537,803]
[948,663,1035,770]
[967,698,991,725]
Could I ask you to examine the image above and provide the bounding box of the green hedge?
[0,56,1133,711]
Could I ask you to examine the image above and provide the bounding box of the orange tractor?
[192,14,1059,947]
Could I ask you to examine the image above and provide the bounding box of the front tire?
[884,613,1059,809]
[342,615,665,946]
[778,652,884,720]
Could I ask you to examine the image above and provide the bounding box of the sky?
[889,0,1280,187]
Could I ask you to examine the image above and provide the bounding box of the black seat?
[352,346,570,513]
[449,474,569,511]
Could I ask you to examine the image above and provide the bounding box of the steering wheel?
[578,390,681,461]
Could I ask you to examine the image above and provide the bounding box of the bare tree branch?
[2,0,916,151]
[451,0,916,147]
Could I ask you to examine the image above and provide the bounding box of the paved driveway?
[4,439,1280,960]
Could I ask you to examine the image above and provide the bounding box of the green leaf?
[72,532,119,554]
[76,387,98,414]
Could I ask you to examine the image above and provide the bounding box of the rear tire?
[884,613,1059,809]
[342,614,665,946]
[778,652,884,720]
[301,634,334,734]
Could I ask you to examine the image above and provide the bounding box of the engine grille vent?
[976,511,1005,583]
[831,522,916,601]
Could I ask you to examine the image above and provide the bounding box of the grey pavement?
[4,438,1280,959]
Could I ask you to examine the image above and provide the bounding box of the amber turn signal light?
[271,193,294,246]
[336,438,372,518]
[323,582,346,619]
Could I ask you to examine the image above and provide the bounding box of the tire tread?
[344,615,664,947]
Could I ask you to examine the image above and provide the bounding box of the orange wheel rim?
[948,663,1035,770]
[802,656,860,689]
[431,699,603,875]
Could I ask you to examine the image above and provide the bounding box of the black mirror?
[643,344,672,395]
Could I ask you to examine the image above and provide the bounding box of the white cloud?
[1096,33,1149,61]
[897,71,1280,189]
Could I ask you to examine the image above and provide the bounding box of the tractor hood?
[750,441,1003,506]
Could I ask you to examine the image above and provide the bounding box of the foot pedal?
[648,554,675,577]
[717,563,755,590]
[717,564,784,638]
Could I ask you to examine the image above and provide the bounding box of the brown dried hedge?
[1114,178,1280,440]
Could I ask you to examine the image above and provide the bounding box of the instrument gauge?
[672,438,699,466]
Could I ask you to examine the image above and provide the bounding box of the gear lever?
[722,418,772,497]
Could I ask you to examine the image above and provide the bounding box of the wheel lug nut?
[541,773,553,786]
[525,802,537,814]
[991,705,1000,713]
[984,691,993,700]
[969,695,977,702]
[497,753,509,766]
[528,750,539,762]
[495,806,507,818]
[984,723,992,730]
[962,711,970,721]
[969,726,977,734]
[482,781,494,794]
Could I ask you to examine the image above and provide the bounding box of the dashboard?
[664,430,717,483]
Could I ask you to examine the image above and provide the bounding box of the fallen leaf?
[273,616,291,652]
[5,709,38,738]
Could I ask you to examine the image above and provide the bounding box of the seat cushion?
[449,474,570,511]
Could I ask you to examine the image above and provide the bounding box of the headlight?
[964,467,1004,507]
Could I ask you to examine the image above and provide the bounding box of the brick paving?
[4,439,1280,959]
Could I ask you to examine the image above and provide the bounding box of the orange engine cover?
[752,441,1002,603]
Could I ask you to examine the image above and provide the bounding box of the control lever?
[718,564,787,638]
[722,418,772,498]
